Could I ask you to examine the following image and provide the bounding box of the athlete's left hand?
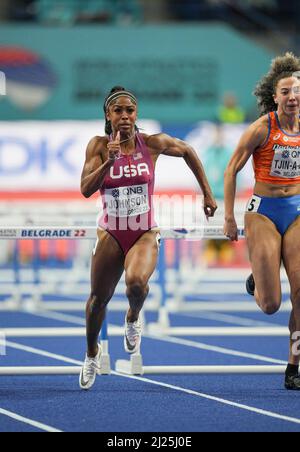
[203,194,218,219]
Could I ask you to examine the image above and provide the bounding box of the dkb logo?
[0,71,6,96]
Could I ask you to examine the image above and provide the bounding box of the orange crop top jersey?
[253,111,300,185]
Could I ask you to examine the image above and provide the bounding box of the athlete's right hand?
[107,131,121,161]
[224,218,238,241]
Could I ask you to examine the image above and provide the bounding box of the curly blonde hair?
[254,52,300,116]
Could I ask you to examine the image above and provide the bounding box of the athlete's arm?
[147,133,217,218]
[224,118,268,241]
[80,136,114,198]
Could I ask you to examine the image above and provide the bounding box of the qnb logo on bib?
[110,163,150,180]
[271,145,300,178]
[105,183,150,218]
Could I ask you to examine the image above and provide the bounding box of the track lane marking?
[0,408,62,432]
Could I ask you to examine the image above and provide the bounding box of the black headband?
[105,91,137,110]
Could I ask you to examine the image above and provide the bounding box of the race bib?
[270,144,300,178]
[104,184,150,218]
[246,195,261,213]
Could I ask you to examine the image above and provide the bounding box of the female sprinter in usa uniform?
[79,86,217,389]
[224,53,300,390]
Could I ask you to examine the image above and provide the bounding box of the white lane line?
[148,335,286,365]
[147,326,288,336]
[0,340,83,366]
[16,306,290,329]
[1,340,298,427]
[2,330,285,366]
[0,408,62,433]
[181,311,285,328]
[25,310,86,326]
[112,372,300,427]
[21,310,286,364]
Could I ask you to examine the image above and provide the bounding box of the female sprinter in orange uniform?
[224,53,300,390]
[79,86,217,389]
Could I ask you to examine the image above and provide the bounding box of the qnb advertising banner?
[0,120,253,193]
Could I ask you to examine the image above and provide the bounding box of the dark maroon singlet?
[99,133,157,255]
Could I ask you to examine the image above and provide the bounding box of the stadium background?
[1,0,293,268]
[1,0,300,434]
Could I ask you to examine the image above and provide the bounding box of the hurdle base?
[98,354,111,375]
[115,354,144,375]
[147,307,170,335]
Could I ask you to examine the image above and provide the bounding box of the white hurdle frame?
[0,226,244,241]
[0,226,287,376]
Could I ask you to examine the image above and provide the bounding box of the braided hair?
[254,52,300,116]
[103,86,138,135]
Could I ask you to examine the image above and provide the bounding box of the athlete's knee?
[88,292,112,311]
[126,275,149,299]
[262,304,280,315]
[259,296,281,315]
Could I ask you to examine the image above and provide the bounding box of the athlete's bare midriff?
[254,181,300,197]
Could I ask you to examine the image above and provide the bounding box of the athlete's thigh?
[245,213,282,300]
[91,229,125,296]
[282,216,300,296]
[124,230,160,284]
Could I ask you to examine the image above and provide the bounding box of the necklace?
[119,133,136,145]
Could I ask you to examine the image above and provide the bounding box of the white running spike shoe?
[79,345,102,390]
[124,314,142,354]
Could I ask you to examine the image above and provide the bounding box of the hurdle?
[0,318,112,376]
[114,227,286,376]
[0,226,288,376]
[115,363,287,375]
